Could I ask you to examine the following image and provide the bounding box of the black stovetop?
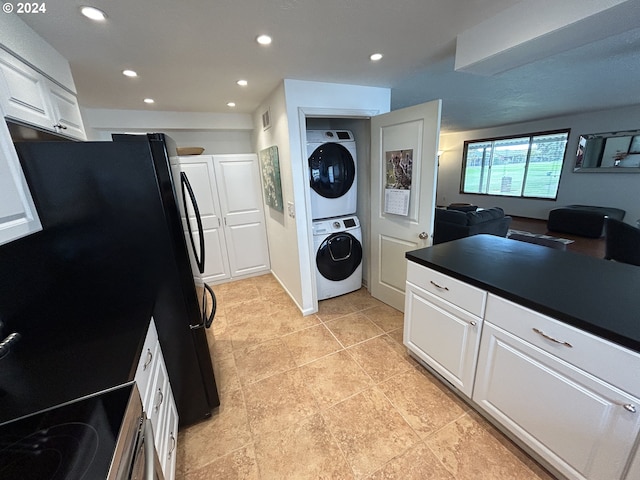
[0,383,135,480]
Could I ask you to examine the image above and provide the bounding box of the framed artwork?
[258,145,283,212]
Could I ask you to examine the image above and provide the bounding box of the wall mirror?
[574,130,640,172]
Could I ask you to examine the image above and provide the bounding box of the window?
[461,129,569,199]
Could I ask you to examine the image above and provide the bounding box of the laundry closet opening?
[305,116,372,295]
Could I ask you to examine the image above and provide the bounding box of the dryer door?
[316,232,362,281]
[309,143,355,199]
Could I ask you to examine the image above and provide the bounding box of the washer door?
[309,143,355,199]
[316,232,362,281]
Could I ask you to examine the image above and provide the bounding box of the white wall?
[82,108,254,153]
[438,104,640,223]
[253,79,390,314]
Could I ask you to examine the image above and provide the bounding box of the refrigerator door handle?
[204,283,216,329]
[180,172,206,274]
[191,283,216,330]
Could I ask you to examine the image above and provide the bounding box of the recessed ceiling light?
[227,102,236,107]
[122,70,138,78]
[80,6,107,21]
[236,80,248,86]
[370,53,383,61]
[256,35,272,45]
[143,98,155,104]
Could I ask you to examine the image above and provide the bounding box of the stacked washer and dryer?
[308,130,363,300]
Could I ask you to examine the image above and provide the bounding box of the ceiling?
[20,0,640,132]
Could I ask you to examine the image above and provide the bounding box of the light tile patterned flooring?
[176,274,555,480]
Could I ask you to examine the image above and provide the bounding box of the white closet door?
[172,158,230,283]
[213,154,270,278]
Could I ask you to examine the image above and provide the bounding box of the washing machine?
[307,130,357,220]
[313,215,363,300]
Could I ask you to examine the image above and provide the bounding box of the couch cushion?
[466,207,504,225]
[435,208,468,225]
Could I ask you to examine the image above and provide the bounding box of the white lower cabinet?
[404,261,485,397]
[134,318,178,480]
[404,262,640,480]
[474,320,640,480]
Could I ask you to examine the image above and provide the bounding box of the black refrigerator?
[0,133,219,427]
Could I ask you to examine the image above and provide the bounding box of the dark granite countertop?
[406,235,640,353]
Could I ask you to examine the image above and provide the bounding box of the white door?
[370,100,441,311]
[213,154,271,278]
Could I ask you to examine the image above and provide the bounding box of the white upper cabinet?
[0,104,41,246]
[0,49,86,140]
[45,79,86,140]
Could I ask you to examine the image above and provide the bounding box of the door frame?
[297,107,384,315]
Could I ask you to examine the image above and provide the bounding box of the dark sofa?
[434,207,512,244]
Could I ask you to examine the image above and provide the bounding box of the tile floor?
[176,274,555,480]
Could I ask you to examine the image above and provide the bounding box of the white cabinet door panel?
[0,50,52,128]
[474,321,640,480]
[225,222,271,276]
[46,80,86,140]
[0,107,42,245]
[213,154,270,278]
[160,396,179,480]
[175,161,223,231]
[404,280,482,397]
[192,228,231,283]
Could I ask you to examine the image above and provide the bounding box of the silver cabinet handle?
[168,432,177,459]
[418,232,429,240]
[532,328,573,348]
[430,280,449,291]
[143,348,153,370]
[624,404,637,413]
[154,388,164,411]
[469,321,477,326]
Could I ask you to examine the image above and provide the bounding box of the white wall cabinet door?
[625,447,640,480]
[46,80,86,140]
[171,160,231,283]
[0,49,53,129]
[0,49,86,140]
[213,154,270,278]
[474,321,640,480]
[0,105,41,246]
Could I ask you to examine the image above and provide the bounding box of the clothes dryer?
[307,130,357,220]
[313,215,362,300]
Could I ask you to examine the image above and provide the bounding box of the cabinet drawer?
[134,319,158,399]
[159,397,179,480]
[407,261,486,317]
[485,294,640,398]
[146,347,170,446]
